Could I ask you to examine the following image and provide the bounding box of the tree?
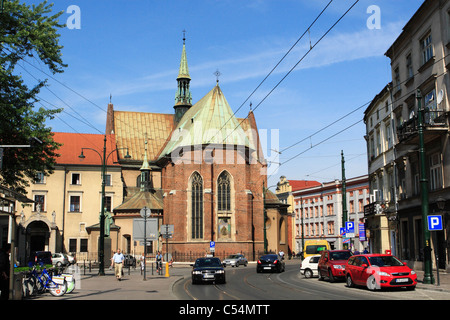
[0,0,66,195]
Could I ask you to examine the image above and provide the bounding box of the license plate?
[203,274,214,278]
[396,278,409,283]
[264,267,272,270]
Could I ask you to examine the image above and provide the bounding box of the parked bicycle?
[25,263,67,297]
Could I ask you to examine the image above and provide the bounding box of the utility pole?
[341,150,348,249]
[417,89,435,284]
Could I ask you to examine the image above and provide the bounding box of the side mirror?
[361,263,368,268]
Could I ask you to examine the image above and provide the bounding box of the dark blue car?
[191,257,226,284]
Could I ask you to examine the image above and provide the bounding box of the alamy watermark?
[66,5,81,30]
[367,5,381,30]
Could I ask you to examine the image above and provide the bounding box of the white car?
[52,253,69,267]
[223,254,248,267]
[300,255,320,278]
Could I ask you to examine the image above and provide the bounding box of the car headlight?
[377,271,390,276]
[333,265,345,269]
[216,270,224,274]
[410,270,416,275]
[192,271,202,275]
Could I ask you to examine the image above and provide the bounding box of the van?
[303,240,330,259]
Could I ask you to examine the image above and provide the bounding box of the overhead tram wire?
[279,52,450,155]
[15,61,103,134]
[219,0,360,145]
[205,0,335,144]
[271,59,450,180]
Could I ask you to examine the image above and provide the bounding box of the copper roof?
[114,189,164,212]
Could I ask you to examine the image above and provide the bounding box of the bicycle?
[26,264,67,297]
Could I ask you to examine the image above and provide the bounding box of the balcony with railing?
[396,109,448,144]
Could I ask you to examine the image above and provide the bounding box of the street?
[173,259,450,300]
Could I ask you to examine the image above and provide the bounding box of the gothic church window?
[218,171,231,212]
[191,172,203,239]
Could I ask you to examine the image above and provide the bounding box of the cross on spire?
[214,69,221,84]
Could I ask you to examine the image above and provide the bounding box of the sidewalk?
[25,263,191,300]
[415,269,450,293]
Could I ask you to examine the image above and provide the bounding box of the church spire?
[174,30,192,123]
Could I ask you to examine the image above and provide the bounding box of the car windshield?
[368,255,404,267]
[330,251,352,260]
[226,255,239,259]
[306,245,327,254]
[194,258,222,267]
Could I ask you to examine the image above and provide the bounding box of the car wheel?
[366,275,378,291]
[328,269,336,283]
[236,262,239,267]
[346,274,354,288]
[304,269,313,278]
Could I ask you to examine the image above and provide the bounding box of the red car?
[345,254,417,291]
[318,250,353,282]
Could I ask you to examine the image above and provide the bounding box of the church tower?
[174,33,192,123]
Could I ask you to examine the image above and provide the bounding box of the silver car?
[223,254,248,267]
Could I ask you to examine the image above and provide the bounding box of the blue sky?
[20,0,425,187]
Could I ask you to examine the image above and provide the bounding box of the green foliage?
[0,0,66,195]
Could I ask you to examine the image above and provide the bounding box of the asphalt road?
[173,259,450,301]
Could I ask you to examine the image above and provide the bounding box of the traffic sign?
[345,221,355,238]
[428,215,443,231]
[140,206,151,218]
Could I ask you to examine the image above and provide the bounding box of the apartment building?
[363,83,398,256]
[291,175,369,253]
[384,0,449,270]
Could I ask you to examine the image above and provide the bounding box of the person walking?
[112,249,124,281]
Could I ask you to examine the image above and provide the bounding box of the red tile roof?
[53,132,119,166]
[288,180,321,191]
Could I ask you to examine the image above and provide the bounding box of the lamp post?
[417,89,435,285]
[78,135,130,275]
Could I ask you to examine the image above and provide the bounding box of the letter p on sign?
[428,215,443,231]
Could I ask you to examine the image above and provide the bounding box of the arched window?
[191,172,203,239]
[218,171,231,213]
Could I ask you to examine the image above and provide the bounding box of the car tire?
[328,269,336,283]
[304,269,313,278]
[366,275,378,291]
[346,274,354,288]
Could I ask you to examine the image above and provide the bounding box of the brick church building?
[106,38,269,260]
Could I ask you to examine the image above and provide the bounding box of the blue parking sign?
[428,215,443,231]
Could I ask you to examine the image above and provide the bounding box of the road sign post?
[140,206,151,280]
[428,215,443,286]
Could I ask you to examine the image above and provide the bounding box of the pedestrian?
[156,251,163,273]
[0,244,11,300]
[112,249,124,281]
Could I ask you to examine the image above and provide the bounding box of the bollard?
[165,261,169,277]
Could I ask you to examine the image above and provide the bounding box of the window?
[34,195,45,212]
[191,172,203,239]
[69,239,77,252]
[394,67,401,92]
[429,153,443,191]
[105,174,112,186]
[104,195,112,212]
[406,53,413,79]
[421,33,433,64]
[217,171,231,212]
[34,172,45,184]
[385,123,392,149]
[71,173,81,185]
[70,195,81,212]
[80,239,88,252]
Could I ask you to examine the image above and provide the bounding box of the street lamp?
[78,135,131,275]
[417,89,435,285]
